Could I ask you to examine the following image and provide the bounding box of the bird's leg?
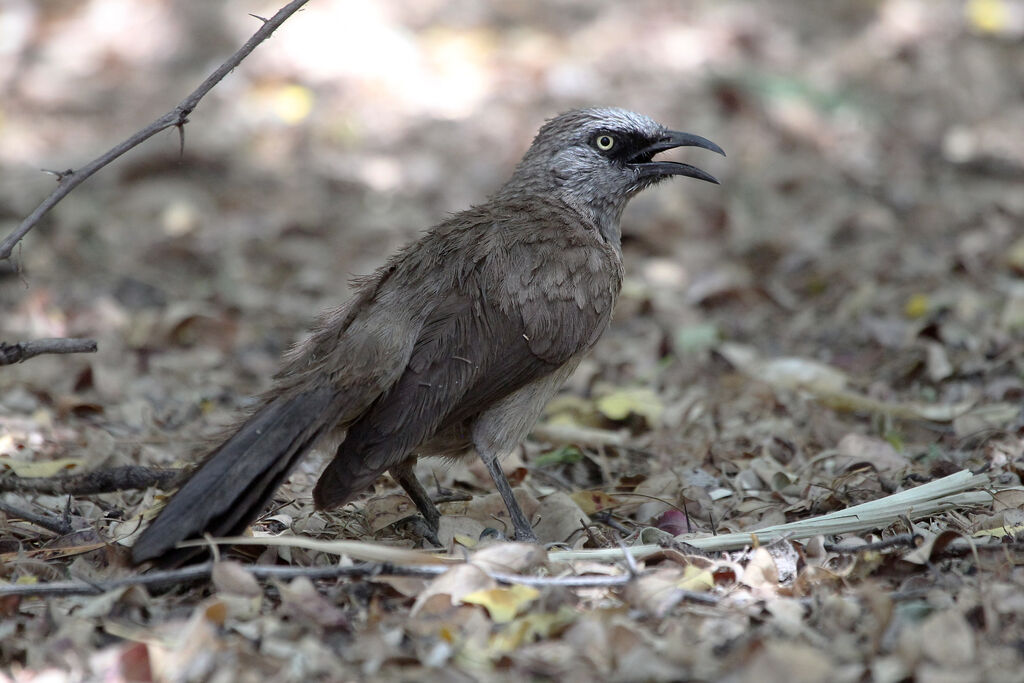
[389,458,440,533]
[478,451,538,543]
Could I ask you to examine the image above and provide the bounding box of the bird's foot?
[512,525,539,544]
[478,525,537,544]
[397,514,441,547]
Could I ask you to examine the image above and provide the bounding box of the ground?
[1,1,1024,681]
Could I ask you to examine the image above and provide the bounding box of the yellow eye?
[595,134,615,151]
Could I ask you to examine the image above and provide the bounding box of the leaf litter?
[3,0,1024,681]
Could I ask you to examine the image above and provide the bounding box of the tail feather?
[132,386,339,566]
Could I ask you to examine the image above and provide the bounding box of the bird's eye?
[595,134,615,151]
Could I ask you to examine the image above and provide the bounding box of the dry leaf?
[411,565,495,617]
[570,489,619,515]
[276,576,349,628]
[835,433,910,472]
[364,493,421,533]
[595,387,664,425]
[471,542,548,573]
[0,456,85,477]
[741,547,780,591]
[211,560,261,598]
[461,584,540,623]
[533,491,589,543]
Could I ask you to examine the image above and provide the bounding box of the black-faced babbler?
[132,108,724,566]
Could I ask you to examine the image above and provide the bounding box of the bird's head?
[503,107,725,245]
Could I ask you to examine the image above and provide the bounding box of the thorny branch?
[0,0,310,261]
[0,338,97,366]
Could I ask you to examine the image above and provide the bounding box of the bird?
[131,107,724,566]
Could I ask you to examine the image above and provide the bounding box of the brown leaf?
[211,560,262,597]
[276,576,349,628]
[411,564,495,617]
[835,433,910,472]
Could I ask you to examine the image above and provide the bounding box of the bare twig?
[8,536,1021,599]
[0,500,73,535]
[0,559,646,598]
[0,562,430,598]
[824,533,920,555]
[593,510,633,536]
[490,571,635,588]
[0,338,97,365]
[616,534,640,577]
[656,588,723,613]
[0,465,182,495]
[0,0,310,261]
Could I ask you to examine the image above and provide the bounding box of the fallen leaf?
[533,491,589,543]
[570,489,619,515]
[0,456,85,477]
[211,561,261,598]
[741,547,780,592]
[471,542,548,573]
[364,493,421,533]
[678,564,715,591]
[953,402,1020,436]
[835,433,910,472]
[917,608,976,667]
[489,607,576,653]
[411,564,495,617]
[595,387,664,425]
[462,584,540,623]
[276,576,349,628]
[904,293,930,319]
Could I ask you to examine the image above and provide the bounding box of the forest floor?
[2,1,1023,681]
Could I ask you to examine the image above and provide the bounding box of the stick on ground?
[0,500,73,535]
[0,465,182,495]
[0,559,655,599]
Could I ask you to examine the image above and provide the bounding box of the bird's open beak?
[629,130,726,185]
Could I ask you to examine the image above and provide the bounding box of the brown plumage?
[131,108,723,566]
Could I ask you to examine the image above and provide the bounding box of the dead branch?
[0,338,97,365]
[0,0,310,261]
[5,536,1020,599]
[0,500,73,535]
[0,562,445,598]
[824,533,920,554]
[0,560,649,598]
[0,465,182,495]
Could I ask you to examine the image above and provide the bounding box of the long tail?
[132,385,340,567]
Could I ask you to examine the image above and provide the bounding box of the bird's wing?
[316,227,621,496]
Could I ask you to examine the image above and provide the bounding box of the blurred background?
[1,0,1023,487]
